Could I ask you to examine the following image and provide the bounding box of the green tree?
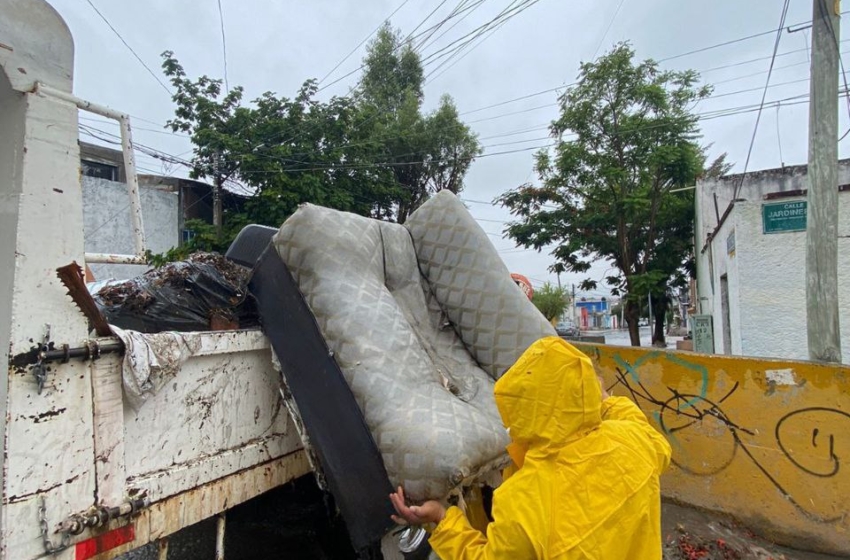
[359,24,424,112]
[498,43,715,347]
[160,53,399,246]
[531,283,570,323]
[231,82,398,226]
[358,24,482,222]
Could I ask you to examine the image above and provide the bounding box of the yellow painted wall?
[574,343,850,556]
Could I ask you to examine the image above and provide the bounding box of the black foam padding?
[248,247,395,552]
[226,225,279,267]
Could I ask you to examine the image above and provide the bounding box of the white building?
[694,161,850,363]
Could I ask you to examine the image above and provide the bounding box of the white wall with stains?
[697,184,850,363]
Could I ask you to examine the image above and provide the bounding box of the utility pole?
[648,292,653,344]
[806,0,842,362]
[572,284,577,328]
[213,151,223,236]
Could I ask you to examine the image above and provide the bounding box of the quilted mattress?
[274,191,555,500]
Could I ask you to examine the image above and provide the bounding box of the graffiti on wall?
[583,346,850,527]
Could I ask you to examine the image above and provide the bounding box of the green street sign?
[762,200,807,234]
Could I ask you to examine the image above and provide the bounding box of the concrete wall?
[82,176,179,280]
[577,343,850,556]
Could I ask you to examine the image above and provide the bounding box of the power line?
[479,124,550,139]
[735,0,791,200]
[426,14,506,83]
[710,55,839,86]
[700,41,845,74]
[466,103,556,123]
[591,0,626,61]
[420,0,533,64]
[78,116,190,138]
[658,10,825,63]
[425,3,529,84]
[77,23,850,181]
[421,0,541,69]
[408,0,454,41]
[79,125,195,168]
[216,0,229,92]
[416,0,488,53]
[315,0,457,93]
[79,120,549,173]
[460,86,564,116]
[711,77,809,99]
[84,6,846,175]
[414,0,473,53]
[249,143,555,173]
[82,0,172,96]
[318,0,413,84]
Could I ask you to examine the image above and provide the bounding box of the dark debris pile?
[95,252,257,333]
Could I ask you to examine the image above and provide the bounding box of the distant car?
[556,321,579,337]
[638,318,649,327]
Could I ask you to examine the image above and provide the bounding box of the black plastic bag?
[94,253,258,333]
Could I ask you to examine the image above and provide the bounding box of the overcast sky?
[49,0,850,297]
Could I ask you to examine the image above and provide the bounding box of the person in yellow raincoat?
[390,336,672,559]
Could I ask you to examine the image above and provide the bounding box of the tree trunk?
[625,298,641,346]
[652,294,668,347]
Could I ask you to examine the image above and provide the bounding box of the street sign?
[692,315,715,354]
[762,200,807,234]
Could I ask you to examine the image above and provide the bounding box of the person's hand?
[598,376,610,400]
[389,486,446,526]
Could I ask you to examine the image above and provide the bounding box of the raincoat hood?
[495,337,601,456]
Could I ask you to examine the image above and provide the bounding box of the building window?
[182,229,196,244]
[82,160,119,181]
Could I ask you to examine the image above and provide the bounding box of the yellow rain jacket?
[429,337,671,560]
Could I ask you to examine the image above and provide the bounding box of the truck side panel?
[120,331,299,503]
